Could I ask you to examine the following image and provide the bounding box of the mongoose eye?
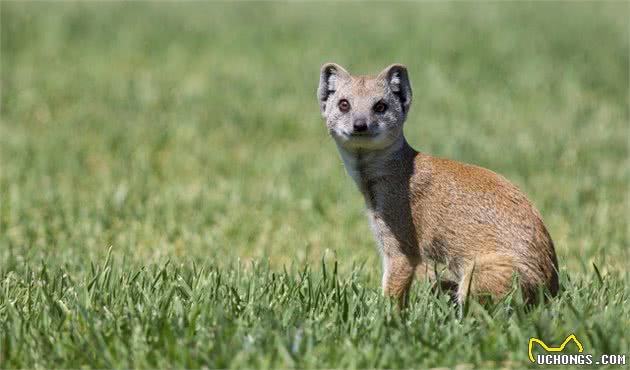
[338,99,351,112]
[373,101,388,113]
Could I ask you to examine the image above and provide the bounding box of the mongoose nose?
[353,119,368,132]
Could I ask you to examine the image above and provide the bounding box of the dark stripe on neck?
[355,151,377,208]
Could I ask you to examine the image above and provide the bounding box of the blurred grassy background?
[1,1,628,277]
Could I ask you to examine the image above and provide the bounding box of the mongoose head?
[317,63,412,151]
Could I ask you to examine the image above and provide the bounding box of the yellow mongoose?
[317,63,559,307]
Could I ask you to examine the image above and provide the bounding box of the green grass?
[1,252,629,368]
[1,1,628,368]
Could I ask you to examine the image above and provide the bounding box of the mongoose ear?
[378,64,412,114]
[318,63,350,116]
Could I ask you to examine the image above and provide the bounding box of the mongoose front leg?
[382,254,418,309]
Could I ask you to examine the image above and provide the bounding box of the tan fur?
[318,63,559,307]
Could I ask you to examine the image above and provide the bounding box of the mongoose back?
[317,63,559,307]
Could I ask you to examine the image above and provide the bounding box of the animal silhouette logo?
[528,334,584,363]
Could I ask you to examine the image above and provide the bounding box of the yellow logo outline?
[528,334,584,363]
